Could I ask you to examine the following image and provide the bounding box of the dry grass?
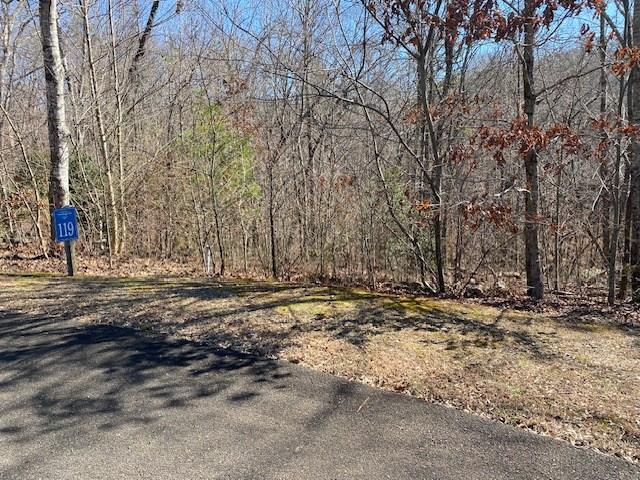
[1,273,638,464]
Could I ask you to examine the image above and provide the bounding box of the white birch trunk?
[39,0,71,243]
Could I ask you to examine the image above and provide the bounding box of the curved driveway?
[0,307,638,479]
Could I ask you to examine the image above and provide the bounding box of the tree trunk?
[0,3,15,242]
[599,13,611,275]
[268,161,277,279]
[598,13,621,306]
[0,164,13,242]
[127,0,160,84]
[40,0,71,238]
[240,216,248,274]
[522,4,544,299]
[631,0,640,301]
[108,0,127,255]
[554,161,562,291]
[81,0,118,256]
[618,165,632,299]
[417,50,445,293]
[211,189,225,276]
[619,2,634,300]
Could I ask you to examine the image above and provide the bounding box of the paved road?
[0,307,637,480]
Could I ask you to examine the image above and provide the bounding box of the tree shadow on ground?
[3,275,640,478]
[0,307,288,447]
[3,275,639,371]
[1,276,553,359]
[0,294,389,478]
[550,307,640,333]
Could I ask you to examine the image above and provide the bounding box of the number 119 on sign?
[53,206,79,242]
[56,221,75,240]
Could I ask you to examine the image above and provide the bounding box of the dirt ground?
[1,271,639,465]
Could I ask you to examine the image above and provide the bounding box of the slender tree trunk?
[595,13,621,306]
[0,2,15,242]
[240,215,248,274]
[618,164,632,298]
[521,6,544,299]
[609,161,622,304]
[80,0,118,256]
[0,162,13,242]
[108,0,126,255]
[40,0,71,240]
[297,0,313,266]
[417,50,445,293]
[599,13,612,274]
[211,189,225,276]
[618,0,633,300]
[607,21,627,305]
[268,161,277,279]
[554,161,562,291]
[127,0,160,84]
[631,0,640,301]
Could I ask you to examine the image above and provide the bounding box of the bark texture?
[631,0,640,301]
[39,0,71,240]
[522,1,544,300]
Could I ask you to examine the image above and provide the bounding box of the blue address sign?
[53,206,79,242]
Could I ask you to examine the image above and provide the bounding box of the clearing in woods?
[1,273,638,464]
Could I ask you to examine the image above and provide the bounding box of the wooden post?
[65,240,74,276]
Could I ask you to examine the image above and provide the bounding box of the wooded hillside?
[1,0,640,302]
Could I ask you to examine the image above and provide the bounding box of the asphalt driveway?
[0,306,637,479]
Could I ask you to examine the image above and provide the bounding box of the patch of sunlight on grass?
[116,277,189,291]
[123,282,164,292]
[1,271,55,278]
[274,295,361,316]
[337,288,383,300]
[569,322,611,334]
[271,287,384,317]
[378,297,437,314]
[507,385,525,398]
[378,295,537,325]
[3,274,52,286]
